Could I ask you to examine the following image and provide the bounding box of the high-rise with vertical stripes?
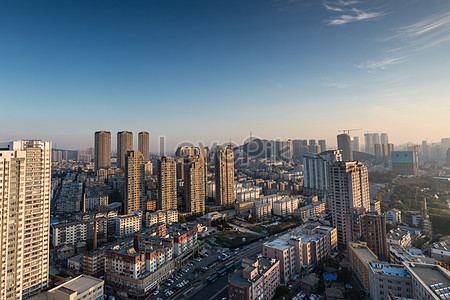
[117,131,133,170]
[94,131,111,171]
[138,131,150,161]
[0,140,51,299]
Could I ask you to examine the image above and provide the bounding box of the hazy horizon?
[1,0,450,150]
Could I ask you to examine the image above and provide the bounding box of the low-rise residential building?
[348,241,378,293]
[47,275,104,300]
[389,245,433,265]
[228,258,280,300]
[168,223,198,257]
[145,209,178,227]
[116,213,141,237]
[262,224,337,281]
[83,249,105,277]
[105,244,175,298]
[368,262,413,300]
[52,218,107,247]
[404,262,450,300]
[430,240,450,263]
[385,209,402,225]
[387,229,411,247]
[273,197,299,217]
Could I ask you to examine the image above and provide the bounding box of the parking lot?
[146,247,222,300]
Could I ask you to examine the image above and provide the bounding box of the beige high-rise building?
[94,131,111,171]
[0,140,51,299]
[125,151,145,214]
[215,148,235,207]
[184,156,206,214]
[138,131,149,161]
[330,161,370,248]
[157,156,177,211]
[117,131,133,170]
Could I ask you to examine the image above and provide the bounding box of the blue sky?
[1,0,449,151]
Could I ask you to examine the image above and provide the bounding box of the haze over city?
[1,0,450,150]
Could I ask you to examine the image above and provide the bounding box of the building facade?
[157,156,177,211]
[183,156,206,214]
[117,131,133,170]
[330,161,370,248]
[94,131,111,171]
[138,131,150,161]
[125,150,146,214]
[0,140,51,299]
[215,148,235,207]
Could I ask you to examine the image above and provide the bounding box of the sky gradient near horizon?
[1,0,450,151]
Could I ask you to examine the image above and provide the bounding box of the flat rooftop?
[410,264,450,288]
[50,275,103,295]
[350,243,378,263]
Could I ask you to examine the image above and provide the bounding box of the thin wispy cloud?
[325,82,351,88]
[323,0,384,25]
[356,57,405,71]
[359,11,450,71]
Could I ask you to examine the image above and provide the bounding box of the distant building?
[365,133,374,154]
[381,133,389,145]
[157,156,177,211]
[318,139,327,152]
[228,258,280,300]
[117,131,133,170]
[352,136,360,152]
[303,150,342,197]
[385,209,402,225]
[138,131,150,161]
[125,150,146,214]
[215,148,235,208]
[391,151,419,176]
[337,133,353,161]
[47,275,104,300]
[387,229,411,248]
[94,131,111,170]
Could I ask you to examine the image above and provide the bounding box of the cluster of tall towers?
[94,130,150,171]
[94,131,236,216]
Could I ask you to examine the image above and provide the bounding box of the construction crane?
[338,129,361,135]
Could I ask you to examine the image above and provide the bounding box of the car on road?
[152,290,159,296]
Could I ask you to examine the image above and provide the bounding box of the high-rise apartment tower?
[138,131,149,161]
[330,161,370,248]
[157,156,177,211]
[215,148,235,207]
[117,131,133,170]
[94,131,111,170]
[0,140,51,299]
[125,151,145,214]
[337,133,353,161]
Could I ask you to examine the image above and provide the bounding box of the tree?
[337,267,352,283]
[178,215,187,223]
[109,189,122,203]
[275,286,290,298]
[316,278,326,294]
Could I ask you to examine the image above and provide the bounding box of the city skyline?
[1,0,450,149]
